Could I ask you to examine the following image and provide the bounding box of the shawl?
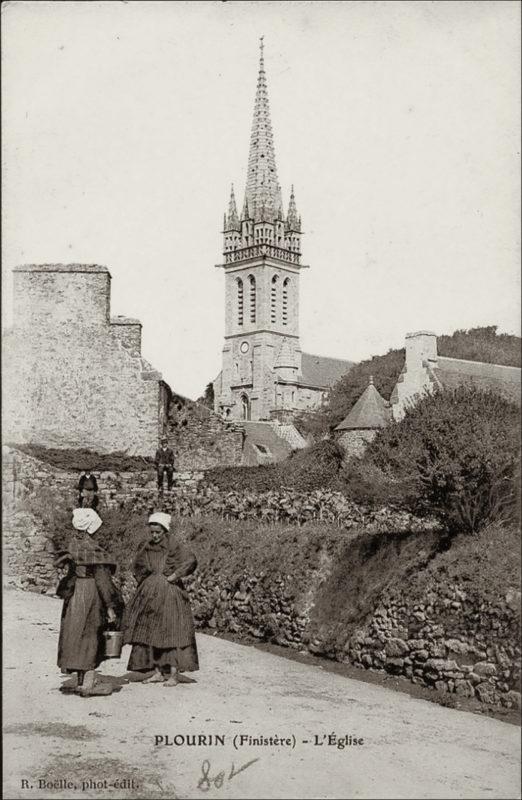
[133,534,196,585]
[55,531,116,571]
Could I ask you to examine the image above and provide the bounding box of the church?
[213,40,353,422]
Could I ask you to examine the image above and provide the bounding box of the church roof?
[430,356,521,404]
[335,377,391,430]
[300,352,353,388]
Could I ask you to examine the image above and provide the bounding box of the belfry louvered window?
[271,275,278,323]
[237,278,244,325]
[249,275,256,322]
[282,278,289,325]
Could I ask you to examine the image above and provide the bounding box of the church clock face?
[240,341,249,354]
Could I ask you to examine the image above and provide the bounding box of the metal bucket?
[103,630,123,659]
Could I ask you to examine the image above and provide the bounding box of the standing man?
[78,468,99,509]
[155,436,175,492]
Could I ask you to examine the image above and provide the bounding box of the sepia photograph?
[2,1,521,798]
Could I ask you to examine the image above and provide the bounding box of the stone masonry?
[3,264,169,457]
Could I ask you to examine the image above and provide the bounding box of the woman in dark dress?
[123,512,199,686]
[55,508,123,697]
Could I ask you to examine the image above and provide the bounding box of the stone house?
[391,331,521,419]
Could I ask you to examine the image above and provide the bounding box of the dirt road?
[3,587,520,800]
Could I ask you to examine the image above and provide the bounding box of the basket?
[103,630,123,659]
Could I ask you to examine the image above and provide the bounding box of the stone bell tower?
[214,38,308,422]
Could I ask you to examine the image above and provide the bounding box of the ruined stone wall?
[167,394,244,469]
[3,265,166,457]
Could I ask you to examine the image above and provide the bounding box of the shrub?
[296,348,405,437]
[365,385,520,533]
[335,461,405,509]
[205,440,344,493]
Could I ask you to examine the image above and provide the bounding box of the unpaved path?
[3,588,520,800]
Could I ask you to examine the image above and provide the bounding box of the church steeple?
[221,39,304,265]
[244,36,280,223]
[216,40,310,423]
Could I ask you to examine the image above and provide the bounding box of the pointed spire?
[275,183,284,220]
[241,194,250,221]
[286,185,300,231]
[243,37,280,223]
[225,183,240,231]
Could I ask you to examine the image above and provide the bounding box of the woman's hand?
[107,608,117,624]
[166,573,178,584]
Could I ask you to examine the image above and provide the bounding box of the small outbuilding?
[335,376,392,458]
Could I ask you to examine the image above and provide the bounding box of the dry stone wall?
[184,552,520,711]
[3,446,520,710]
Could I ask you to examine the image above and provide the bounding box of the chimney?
[405,331,437,371]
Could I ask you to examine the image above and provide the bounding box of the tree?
[297,326,521,440]
[198,382,215,409]
[365,385,521,533]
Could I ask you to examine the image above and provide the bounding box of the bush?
[364,385,520,533]
[335,461,405,509]
[296,348,405,437]
[205,440,344,493]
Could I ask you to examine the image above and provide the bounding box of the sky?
[2,0,520,400]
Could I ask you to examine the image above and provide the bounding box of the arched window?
[240,393,250,421]
[249,275,256,323]
[237,278,244,326]
[282,278,290,325]
[271,275,279,323]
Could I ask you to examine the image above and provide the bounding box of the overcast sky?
[2,0,520,399]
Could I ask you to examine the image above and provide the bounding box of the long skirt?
[123,574,199,673]
[57,578,105,672]
[127,642,199,673]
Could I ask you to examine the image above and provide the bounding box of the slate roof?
[430,357,521,404]
[335,379,392,430]
[299,352,353,389]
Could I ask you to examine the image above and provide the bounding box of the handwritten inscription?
[197,758,260,792]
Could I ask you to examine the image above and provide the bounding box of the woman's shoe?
[143,671,164,684]
[163,675,179,687]
[77,683,113,697]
